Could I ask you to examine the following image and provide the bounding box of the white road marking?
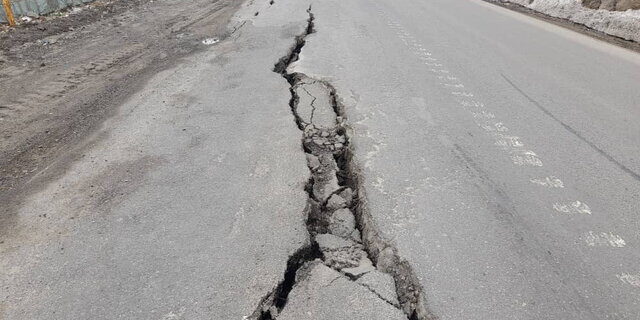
[202,38,219,45]
[495,135,525,148]
[376,8,620,247]
[431,69,451,74]
[451,91,472,96]
[531,176,564,188]
[441,82,463,88]
[553,201,591,215]
[510,150,543,167]
[552,203,571,213]
[494,122,509,132]
[378,9,550,171]
[571,201,592,214]
[617,273,640,288]
[460,100,485,108]
[584,231,626,247]
[438,75,459,82]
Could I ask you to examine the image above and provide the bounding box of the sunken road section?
[249,6,434,320]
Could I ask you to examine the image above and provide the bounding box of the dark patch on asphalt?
[0,0,242,235]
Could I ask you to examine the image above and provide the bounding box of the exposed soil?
[0,0,241,208]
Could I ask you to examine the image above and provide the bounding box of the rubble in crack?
[255,7,423,319]
[273,76,408,319]
[255,72,409,318]
[304,126,346,154]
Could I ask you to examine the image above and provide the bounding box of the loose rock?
[342,256,375,278]
[323,245,366,270]
[326,193,347,211]
[311,154,341,202]
[339,187,353,207]
[328,208,356,239]
[306,153,320,171]
[316,233,357,251]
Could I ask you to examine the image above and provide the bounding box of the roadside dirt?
[0,0,241,212]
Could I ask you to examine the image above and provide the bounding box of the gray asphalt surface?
[3,0,640,319]
[0,1,314,318]
[292,0,640,319]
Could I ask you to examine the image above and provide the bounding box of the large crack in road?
[250,6,434,320]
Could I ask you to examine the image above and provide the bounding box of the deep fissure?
[253,6,433,320]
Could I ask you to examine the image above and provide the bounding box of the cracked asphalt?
[292,0,640,318]
[1,1,312,318]
[2,0,640,319]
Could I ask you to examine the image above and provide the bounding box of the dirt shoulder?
[0,0,242,204]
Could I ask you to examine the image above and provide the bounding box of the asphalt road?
[293,0,640,318]
[2,0,640,319]
[0,1,314,318]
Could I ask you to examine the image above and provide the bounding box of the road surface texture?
[1,0,640,319]
[292,0,640,319]
[1,0,314,318]
[0,0,239,196]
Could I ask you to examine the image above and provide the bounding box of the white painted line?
[553,201,591,215]
[530,176,564,188]
[584,231,626,247]
[510,150,543,167]
[617,273,640,288]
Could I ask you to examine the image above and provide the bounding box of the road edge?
[482,0,640,54]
